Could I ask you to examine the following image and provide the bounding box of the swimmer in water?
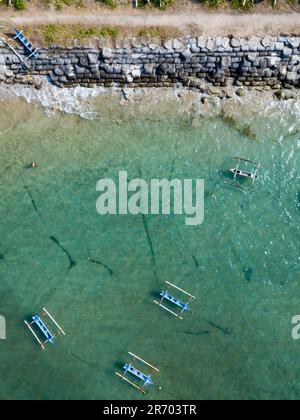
[25,162,38,170]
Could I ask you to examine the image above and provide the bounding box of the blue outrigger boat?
[24,307,65,350]
[124,364,154,386]
[159,291,191,312]
[31,315,55,344]
[13,28,39,59]
[154,281,196,320]
[116,352,159,394]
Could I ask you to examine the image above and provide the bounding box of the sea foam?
[0,78,106,120]
[0,77,300,126]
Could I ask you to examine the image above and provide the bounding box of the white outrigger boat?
[227,157,261,190]
[230,167,258,180]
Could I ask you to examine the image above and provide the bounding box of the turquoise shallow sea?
[0,86,299,400]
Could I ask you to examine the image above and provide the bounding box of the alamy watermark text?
[96,171,205,226]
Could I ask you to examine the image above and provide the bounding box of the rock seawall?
[0,36,299,91]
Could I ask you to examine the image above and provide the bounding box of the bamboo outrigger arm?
[128,352,159,372]
[0,37,31,69]
[153,300,184,320]
[115,372,146,394]
[24,320,45,350]
[42,307,66,336]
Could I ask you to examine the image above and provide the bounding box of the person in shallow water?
[25,163,38,169]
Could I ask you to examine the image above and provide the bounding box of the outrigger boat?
[0,28,38,70]
[24,307,65,350]
[13,28,39,59]
[116,352,159,394]
[154,281,195,320]
[226,157,261,190]
[230,167,258,180]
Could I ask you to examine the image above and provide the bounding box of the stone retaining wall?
[0,36,299,90]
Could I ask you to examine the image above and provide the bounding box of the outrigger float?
[154,281,196,320]
[24,308,65,350]
[116,352,159,395]
[226,157,261,190]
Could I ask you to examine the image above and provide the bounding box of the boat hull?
[230,168,258,180]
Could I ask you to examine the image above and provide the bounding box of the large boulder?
[87,54,99,65]
[0,54,6,76]
[262,36,274,48]
[286,71,297,82]
[248,37,262,52]
[283,47,293,58]
[143,63,155,74]
[197,37,207,49]
[206,39,215,51]
[259,58,268,69]
[181,48,192,62]
[54,66,65,76]
[191,44,200,54]
[131,68,141,79]
[221,56,231,68]
[236,88,246,97]
[157,63,170,74]
[269,57,281,67]
[247,53,258,62]
[132,38,142,48]
[164,40,174,50]
[173,39,184,51]
[288,38,300,48]
[102,48,113,59]
[230,38,241,48]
